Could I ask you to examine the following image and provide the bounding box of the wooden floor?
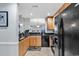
[25,47,54,56]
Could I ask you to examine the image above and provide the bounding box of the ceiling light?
[71,23,77,27]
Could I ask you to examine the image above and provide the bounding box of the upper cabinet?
[46,16,54,30]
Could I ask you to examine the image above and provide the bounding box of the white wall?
[19,15,30,33]
[0,3,18,56]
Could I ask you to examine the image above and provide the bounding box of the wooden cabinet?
[19,35,41,56]
[29,36,41,47]
[29,36,35,46]
[19,37,29,56]
[36,36,41,46]
[46,16,54,30]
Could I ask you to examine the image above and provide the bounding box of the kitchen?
[0,1,79,59]
[18,3,62,56]
[0,3,79,56]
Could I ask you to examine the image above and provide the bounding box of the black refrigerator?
[55,3,79,56]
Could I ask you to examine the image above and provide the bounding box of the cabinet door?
[24,37,29,50]
[29,36,41,47]
[36,36,41,46]
[33,36,36,46]
[19,37,29,56]
[29,36,35,47]
[19,40,24,56]
[47,18,54,30]
[19,39,26,56]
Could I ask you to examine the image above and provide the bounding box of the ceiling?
[18,3,63,18]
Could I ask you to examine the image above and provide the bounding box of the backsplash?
[29,18,45,33]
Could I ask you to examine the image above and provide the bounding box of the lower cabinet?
[29,36,35,47]
[19,37,29,56]
[29,36,41,47]
[19,35,41,56]
[35,36,41,46]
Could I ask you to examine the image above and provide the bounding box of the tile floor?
[25,47,55,56]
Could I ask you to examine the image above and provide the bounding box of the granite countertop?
[29,32,41,36]
[19,32,41,41]
[19,32,54,41]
